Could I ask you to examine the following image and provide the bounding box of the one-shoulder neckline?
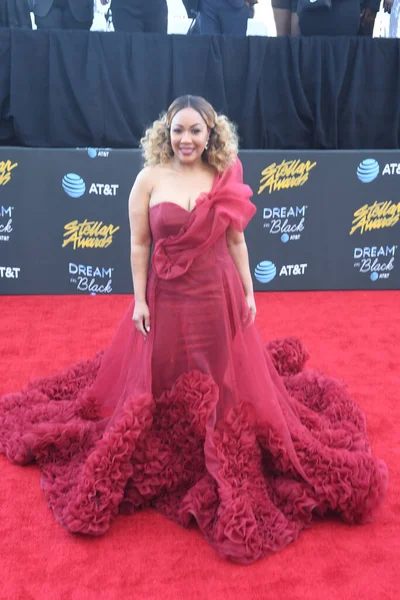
[149,201,194,214]
[149,169,219,214]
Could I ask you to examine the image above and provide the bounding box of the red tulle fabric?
[0,158,388,563]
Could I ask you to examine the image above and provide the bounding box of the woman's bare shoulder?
[135,165,156,186]
[136,163,174,186]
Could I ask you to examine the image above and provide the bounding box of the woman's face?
[170,107,209,166]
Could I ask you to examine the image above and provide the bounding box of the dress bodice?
[149,202,193,243]
[148,160,256,282]
[149,201,232,272]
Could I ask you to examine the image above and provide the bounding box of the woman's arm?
[128,168,153,338]
[226,226,256,320]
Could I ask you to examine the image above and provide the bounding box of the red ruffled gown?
[0,158,388,563]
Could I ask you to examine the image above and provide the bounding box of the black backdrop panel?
[241,151,400,291]
[0,148,138,294]
[0,148,399,294]
[0,30,400,150]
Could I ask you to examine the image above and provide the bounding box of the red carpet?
[0,292,398,600]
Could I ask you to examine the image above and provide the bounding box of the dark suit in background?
[199,0,249,35]
[33,0,93,30]
[112,0,168,33]
[298,0,380,36]
[0,0,32,28]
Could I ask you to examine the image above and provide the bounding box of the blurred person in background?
[0,0,32,27]
[383,0,400,36]
[33,0,93,30]
[199,0,257,35]
[297,0,379,36]
[182,0,199,18]
[271,0,299,35]
[112,0,168,33]
[91,0,112,32]
[358,0,380,35]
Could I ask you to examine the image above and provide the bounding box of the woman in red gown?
[0,95,388,564]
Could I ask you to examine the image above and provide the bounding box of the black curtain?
[0,29,13,144]
[0,0,32,29]
[0,29,399,149]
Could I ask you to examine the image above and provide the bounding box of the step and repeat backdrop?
[0,148,399,294]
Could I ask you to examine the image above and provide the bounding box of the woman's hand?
[246,293,257,322]
[133,300,151,340]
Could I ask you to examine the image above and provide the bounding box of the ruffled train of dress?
[0,337,387,563]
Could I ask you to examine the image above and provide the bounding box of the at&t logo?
[87,148,111,159]
[254,261,276,283]
[0,266,20,279]
[357,158,400,183]
[254,261,307,284]
[89,183,119,196]
[382,163,400,176]
[62,173,86,198]
[62,174,119,197]
[357,159,379,183]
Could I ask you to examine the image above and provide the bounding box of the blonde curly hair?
[140,95,239,173]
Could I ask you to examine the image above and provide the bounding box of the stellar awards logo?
[0,159,18,186]
[62,220,120,250]
[258,159,317,195]
[349,201,400,236]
